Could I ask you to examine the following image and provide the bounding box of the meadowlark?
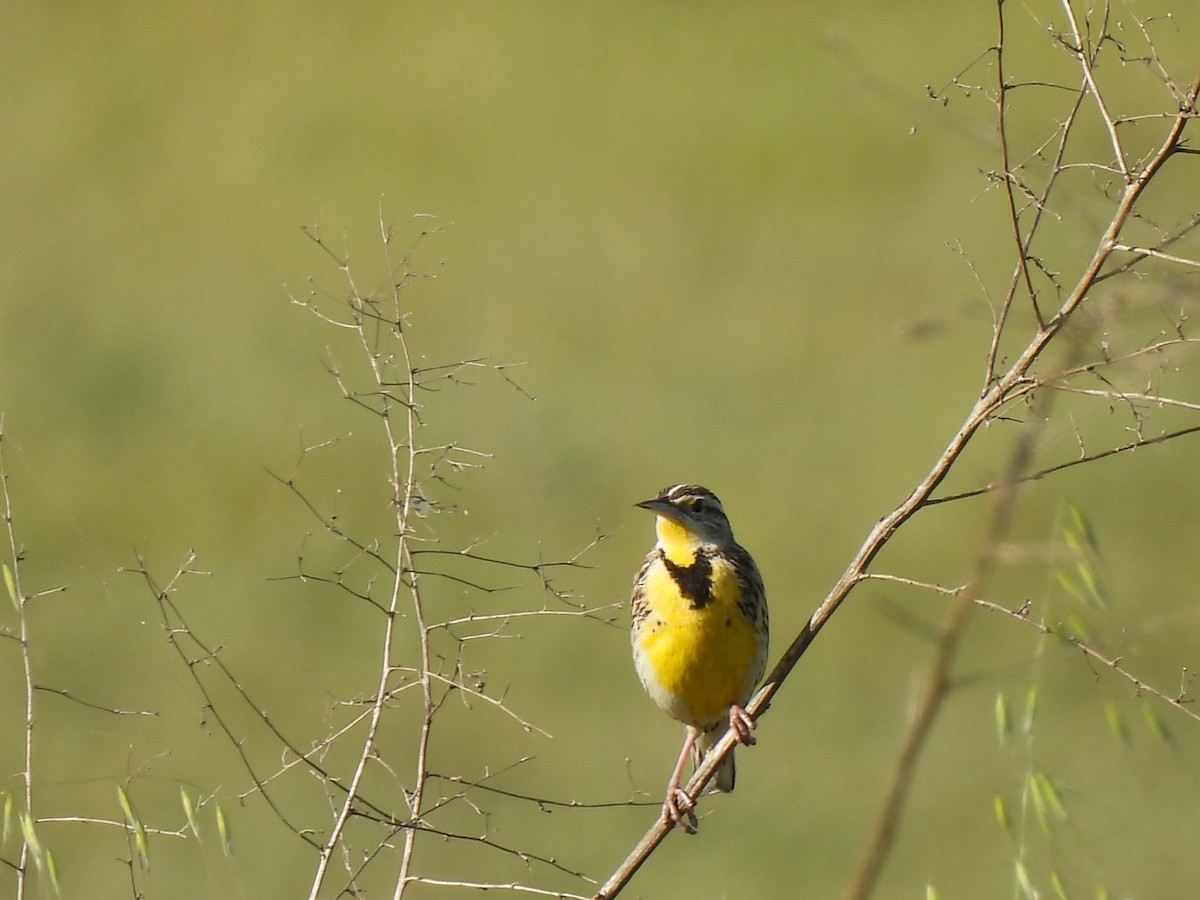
[630,483,769,832]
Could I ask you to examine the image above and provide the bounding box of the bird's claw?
[729,704,756,746]
[663,787,699,834]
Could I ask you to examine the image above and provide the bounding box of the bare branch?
[976,598,1200,723]
[1060,0,1128,179]
[598,8,1200,896]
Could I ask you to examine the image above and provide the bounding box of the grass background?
[3,2,1200,898]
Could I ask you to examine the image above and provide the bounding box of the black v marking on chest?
[661,551,714,609]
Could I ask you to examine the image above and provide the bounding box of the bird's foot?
[662,786,699,834]
[729,704,756,746]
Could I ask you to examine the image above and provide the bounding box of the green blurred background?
[3,2,1200,898]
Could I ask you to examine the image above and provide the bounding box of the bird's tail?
[692,724,736,793]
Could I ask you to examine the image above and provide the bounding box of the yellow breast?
[634,551,760,728]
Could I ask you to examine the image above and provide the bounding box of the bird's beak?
[635,498,679,519]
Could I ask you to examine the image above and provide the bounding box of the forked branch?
[595,12,1200,897]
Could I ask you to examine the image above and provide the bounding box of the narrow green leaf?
[995,692,1011,744]
[1062,525,1084,557]
[117,785,149,869]
[19,811,41,863]
[180,787,199,837]
[1061,504,1106,609]
[1069,503,1099,552]
[1064,613,1094,643]
[134,818,150,870]
[1105,702,1130,745]
[993,792,1010,834]
[116,785,135,826]
[2,792,12,844]
[46,848,62,897]
[1022,684,1039,734]
[1051,870,1068,900]
[1027,771,1053,834]
[1015,859,1035,899]
[1075,561,1106,610]
[3,563,17,610]
[1035,771,1067,819]
[1142,704,1172,743]
[216,803,232,857]
[1055,569,1083,601]
[926,885,939,900]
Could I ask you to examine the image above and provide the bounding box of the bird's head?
[636,483,735,559]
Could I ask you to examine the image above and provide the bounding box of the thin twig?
[1061,0,1128,180]
[975,597,1200,722]
[594,23,1200,900]
[413,878,591,899]
[845,259,1072,898]
[0,419,36,899]
[927,423,1200,505]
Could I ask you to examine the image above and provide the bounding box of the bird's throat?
[655,515,702,566]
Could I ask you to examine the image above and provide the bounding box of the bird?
[630,483,769,832]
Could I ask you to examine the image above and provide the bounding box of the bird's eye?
[691,499,707,513]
